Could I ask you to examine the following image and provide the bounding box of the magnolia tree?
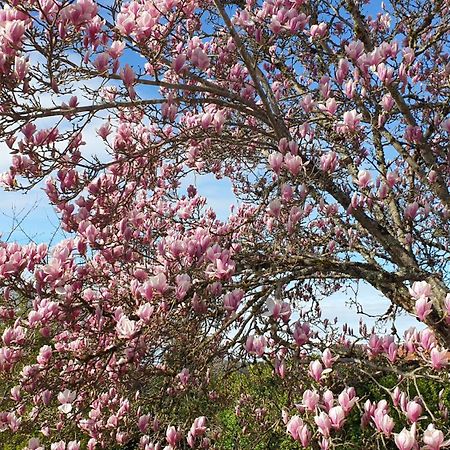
[0,0,450,447]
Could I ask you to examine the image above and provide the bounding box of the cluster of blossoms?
[0,0,450,447]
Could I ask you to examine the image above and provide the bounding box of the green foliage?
[212,365,298,450]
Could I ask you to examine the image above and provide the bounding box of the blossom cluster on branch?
[0,0,449,447]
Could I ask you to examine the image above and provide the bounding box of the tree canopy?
[0,0,449,447]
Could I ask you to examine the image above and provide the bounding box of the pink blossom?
[430,348,448,370]
[120,64,136,87]
[445,294,450,323]
[345,40,365,59]
[284,153,303,177]
[380,94,395,111]
[394,427,416,450]
[405,401,422,423]
[246,335,267,357]
[286,415,303,441]
[409,281,432,300]
[302,389,320,411]
[223,288,244,313]
[423,424,449,450]
[57,389,76,414]
[314,412,331,437]
[138,415,151,433]
[310,22,327,39]
[268,151,283,174]
[116,315,137,339]
[328,406,346,429]
[373,410,395,437]
[321,348,335,368]
[319,98,338,115]
[441,118,450,133]
[264,298,291,322]
[67,442,80,450]
[308,360,323,382]
[300,94,315,113]
[320,152,338,173]
[293,322,311,346]
[376,62,394,84]
[108,40,125,59]
[148,273,168,294]
[190,47,209,70]
[415,297,432,321]
[267,198,282,218]
[357,170,372,188]
[405,202,419,220]
[166,426,181,447]
[136,303,154,322]
[338,387,358,413]
[340,109,362,133]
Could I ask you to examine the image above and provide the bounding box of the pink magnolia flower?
[314,412,331,437]
[264,298,291,322]
[405,401,422,423]
[138,415,151,433]
[415,297,432,321]
[394,427,416,450]
[177,368,190,385]
[374,412,395,437]
[286,415,303,441]
[67,442,80,450]
[190,416,207,436]
[445,294,450,323]
[267,198,282,218]
[320,151,338,173]
[190,47,209,70]
[300,94,315,112]
[108,40,125,59]
[166,426,181,447]
[405,202,419,220]
[116,315,137,339]
[172,54,186,74]
[37,345,52,366]
[302,389,320,411]
[430,348,448,370]
[319,98,338,115]
[299,424,312,447]
[308,360,323,382]
[329,406,346,429]
[57,389,76,414]
[310,22,327,39]
[338,387,358,413]
[380,93,395,111]
[441,118,450,133]
[120,64,136,87]
[409,281,432,299]
[284,153,303,177]
[423,424,449,450]
[148,273,168,294]
[223,289,244,313]
[322,390,334,412]
[27,438,44,450]
[246,335,266,357]
[136,303,154,322]
[293,321,311,346]
[376,62,394,84]
[268,151,284,175]
[337,109,362,133]
[357,170,372,188]
[345,40,365,59]
[321,348,335,368]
